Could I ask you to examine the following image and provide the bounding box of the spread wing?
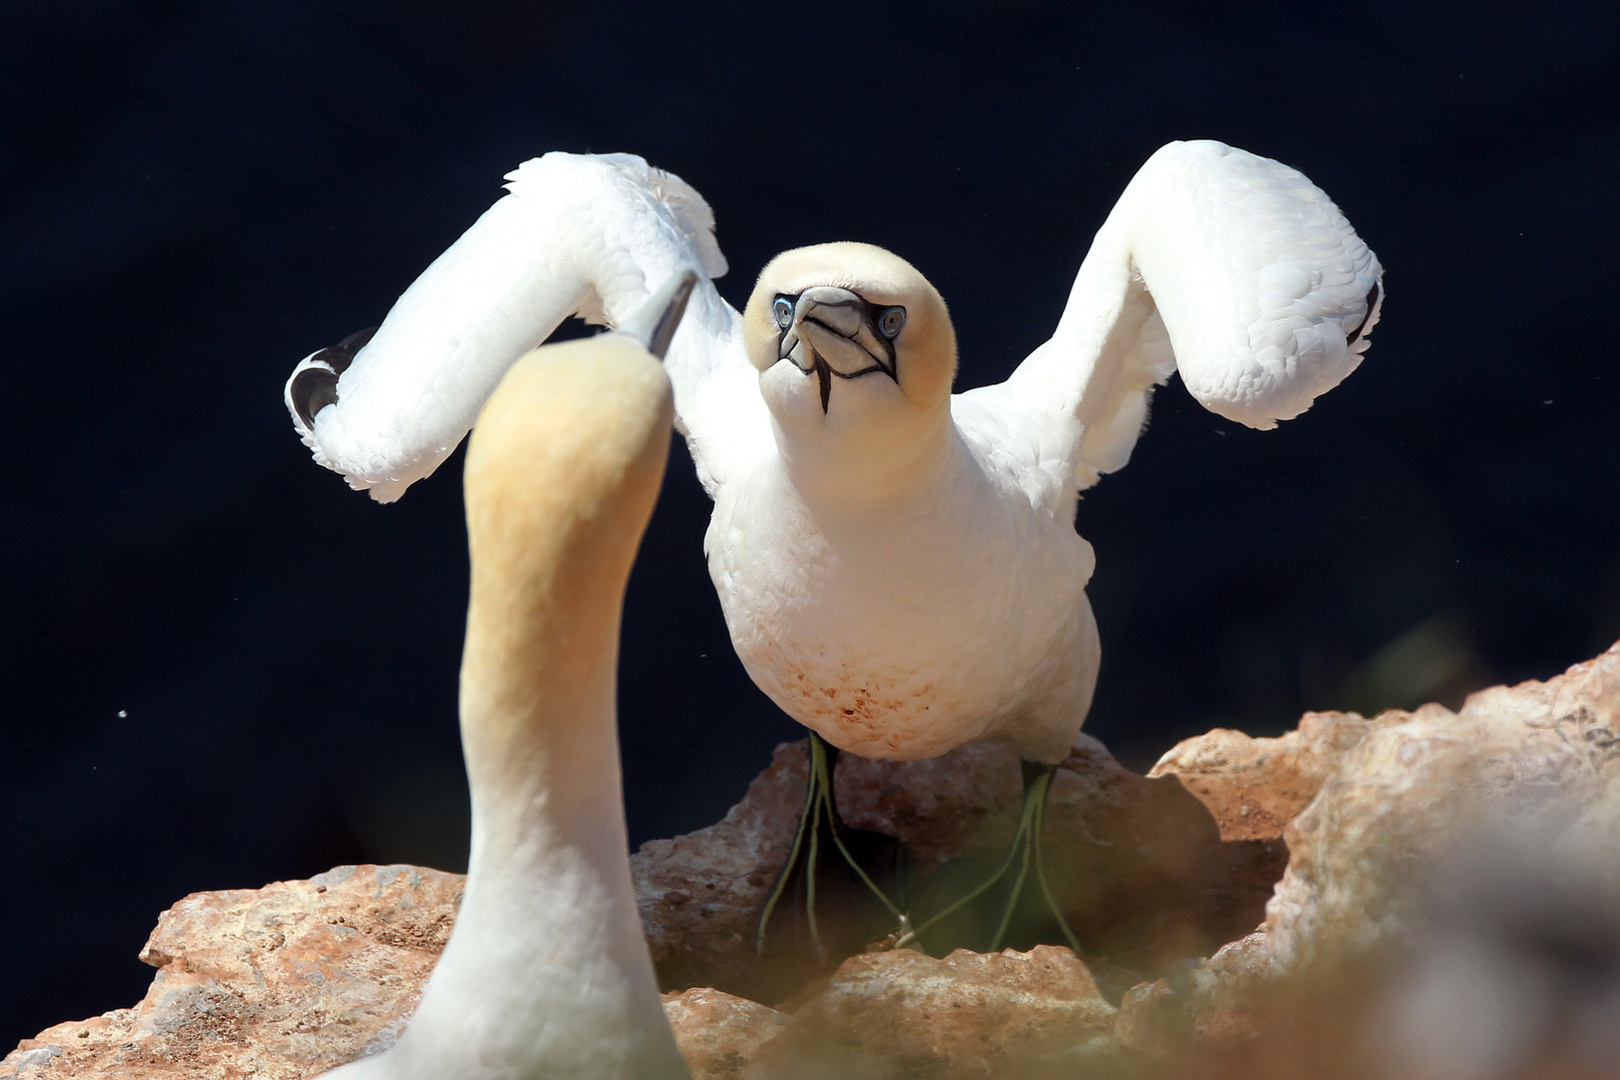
[957,140,1383,494]
[284,152,768,502]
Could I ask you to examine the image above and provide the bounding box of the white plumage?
[286,153,743,502]
[286,140,1382,768]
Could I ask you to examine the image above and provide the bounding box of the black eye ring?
[877,306,906,339]
[772,296,795,330]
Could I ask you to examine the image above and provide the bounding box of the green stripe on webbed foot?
[754,733,914,964]
[898,759,1083,956]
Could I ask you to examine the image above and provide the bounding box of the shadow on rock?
[634,731,1295,1005]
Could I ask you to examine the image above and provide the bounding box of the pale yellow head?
[745,243,956,411]
[743,242,957,493]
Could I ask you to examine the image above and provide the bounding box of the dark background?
[4,0,1618,1048]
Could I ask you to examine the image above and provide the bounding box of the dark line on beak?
[815,356,832,414]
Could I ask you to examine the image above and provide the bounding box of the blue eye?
[773,297,795,329]
[878,306,906,339]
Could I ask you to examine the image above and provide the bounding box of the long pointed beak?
[791,288,895,379]
[776,286,898,414]
[619,269,699,359]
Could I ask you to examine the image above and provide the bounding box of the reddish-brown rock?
[0,868,785,1080]
[632,739,806,997]
[1,864,461,1080]
[1128,643,1620,1073]
[19,643,1620,1078]
[742,945,1117,1080]
[1147,712,1397,842]
[1266,643,1620,972]
[2,733,1299,1079]
[636,733,1287,998]
[661,987,789,1080]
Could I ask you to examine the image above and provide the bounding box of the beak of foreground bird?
[618,269,699,359]
[776,286,902,413]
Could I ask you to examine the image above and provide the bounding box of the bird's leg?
[896,759,1081,954]
[754,732,912,963]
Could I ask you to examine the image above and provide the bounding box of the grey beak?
[619,269,699,359]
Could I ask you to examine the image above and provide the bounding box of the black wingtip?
[291,365,339,427]
[332,327,377,365]
[1347,282,1380,345]
[291,327,376,427]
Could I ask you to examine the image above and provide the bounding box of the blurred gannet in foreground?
[286,141,1383,957]
[320,275,697,1080]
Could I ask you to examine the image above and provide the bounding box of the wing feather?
[284,152,764,502]
[970,140,1383,495]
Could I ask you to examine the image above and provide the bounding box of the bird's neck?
[772,404,959,505]
[459,568,627,872]
[385,521,683,1078]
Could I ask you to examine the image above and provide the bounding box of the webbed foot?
[898,758,1081,955]
[754,733,913,963]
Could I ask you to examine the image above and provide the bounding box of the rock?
[1,864,462,1080]
[18,642,1620,1078]
[1365,819,1620,1080]
[661,987,789,1080]
[1132,643,1620,1069]
[632,739,807,999]
[1178,929,1279,1044]
[1112,929,1280,1061]
[1124,819,1620,1080]
[1265,642,1620,973]
[1024,737,1285,977]
[635,733,1287,999]
[1147,712,1397,842]
[0,729,1309,1078]
[741,945,1117,1080]
[1,867,783,1080]
[1113,977,1182,1054]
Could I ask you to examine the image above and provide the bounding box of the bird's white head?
[744,243,956,495]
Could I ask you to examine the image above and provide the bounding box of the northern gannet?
[285,141,1383,957]
[320,275,697,1080]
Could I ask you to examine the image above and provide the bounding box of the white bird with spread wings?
[286,140,1382,958]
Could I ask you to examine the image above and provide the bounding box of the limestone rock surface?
[635,733,1286,999]
[0,868,783,1080]
[1,864,461,1080]
[661,988,789,1080]
[1264,642,1620,972]
[12,641,1620,1079]
[741,945,1118,1080]
[1130,642,1620,1071]
[1147,711,1398,842]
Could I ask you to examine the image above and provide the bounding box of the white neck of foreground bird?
[768,397,961,505]
[323,328,688,1080]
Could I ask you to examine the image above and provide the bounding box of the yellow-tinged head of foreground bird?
[321,275,693,1080]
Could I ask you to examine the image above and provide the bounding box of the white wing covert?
[284,152,765,502]
[964,140,1383,494]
